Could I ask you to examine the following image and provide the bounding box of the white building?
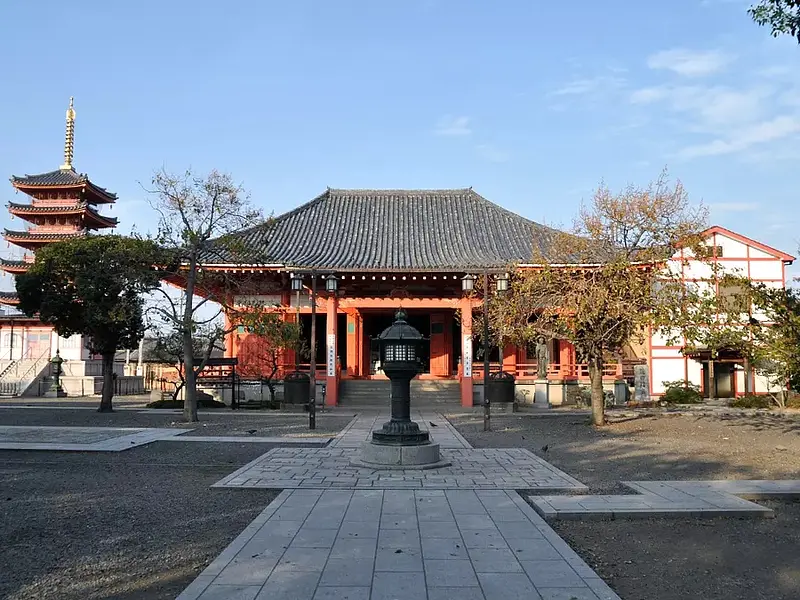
[649,226,795,398]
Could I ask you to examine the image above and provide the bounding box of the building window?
[715,245,723,258]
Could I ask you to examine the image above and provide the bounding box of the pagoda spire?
[59,97,76,171]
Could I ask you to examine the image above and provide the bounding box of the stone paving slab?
[0,425,186,451]
[161,435,331,445]
[176,489,620,600]
[530,479,800,520]
[212,446,587,491]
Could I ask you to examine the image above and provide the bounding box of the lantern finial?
[395,308,408,322]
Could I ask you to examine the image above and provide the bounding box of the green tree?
[16,236,162,412]
[146,168,263,422]
[484,171,707,426]
[748,284,800,402]
[749,0,800,43]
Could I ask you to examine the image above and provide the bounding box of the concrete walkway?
[0,425,185,451]
[177,489,619,600]
[531,479,800,520]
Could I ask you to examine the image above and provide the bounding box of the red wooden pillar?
[559,339,576,378]
[326,296,339,405]
[346,311,360,377]
[223,312,235,358]
[460,297,474,406]
[502,343,517,375]
[429,312,450,377]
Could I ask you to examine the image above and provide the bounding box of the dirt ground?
[0,443,279,600]
[449,411,800,600]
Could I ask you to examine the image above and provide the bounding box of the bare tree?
[146,168,263,422]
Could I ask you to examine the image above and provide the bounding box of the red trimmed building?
[196,189,795,407]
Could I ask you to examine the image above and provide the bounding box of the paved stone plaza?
[213,413,587,491]
[0,425,185,451]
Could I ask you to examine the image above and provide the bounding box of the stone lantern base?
[352,440,450,470]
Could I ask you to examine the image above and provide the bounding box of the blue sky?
[1,0,798,288]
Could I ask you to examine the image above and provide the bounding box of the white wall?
[650,228,791,395]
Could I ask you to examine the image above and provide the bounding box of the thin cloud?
[434,115,472,136]
[647,48,732,77]
[551,75,625,96]
[629,84,772,130]
[678,116,800,158]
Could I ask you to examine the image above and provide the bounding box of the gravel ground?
[554,500,800,600]
[448,411,800,493]
[449,411,800,600]
[0,442,284,600]
[0,407,356,438]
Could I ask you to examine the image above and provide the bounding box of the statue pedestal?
[534,379,549,407]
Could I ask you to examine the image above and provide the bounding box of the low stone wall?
[474,379,631,408]
[59,375,145,397]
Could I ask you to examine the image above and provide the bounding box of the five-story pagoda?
[0,98,118,304]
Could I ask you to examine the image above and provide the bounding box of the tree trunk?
[588,355,605,426]
[708,359,716,402]
[183,332,198,422]
[98,351,115,413]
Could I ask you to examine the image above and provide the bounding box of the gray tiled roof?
[209,188,563,270]
[10,168,118,201]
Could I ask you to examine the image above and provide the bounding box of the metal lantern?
[495,273,509,293]
[325,274,338,293]
[372,309,429,445]
[461,274,476,292]
[290,272,303,292]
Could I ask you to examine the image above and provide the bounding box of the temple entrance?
[359,309,459,378]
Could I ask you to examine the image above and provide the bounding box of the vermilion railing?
[470,362,623,381]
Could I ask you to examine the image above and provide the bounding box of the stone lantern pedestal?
[352,310,450,469]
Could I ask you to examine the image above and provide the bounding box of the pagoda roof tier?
[0,258,31,275]
[8,201,118,228]
[11,168,117,204]
[3,229,85,250]
[205,188,566,271]
[0,291,20,305]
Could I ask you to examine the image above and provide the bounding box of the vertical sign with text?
[326,334,336,377]
[462,335,473,377]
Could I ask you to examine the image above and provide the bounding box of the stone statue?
[535,336,549,379]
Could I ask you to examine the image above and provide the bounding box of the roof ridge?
[327,188,473,195]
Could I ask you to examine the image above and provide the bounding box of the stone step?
[339,380,461,406]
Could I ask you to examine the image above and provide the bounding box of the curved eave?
[3,230,86,249]
[0,261,30,275]
[8,204,118,228]
[85,207,118,228]
[0,293,20,306]
[11,181,118,204]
